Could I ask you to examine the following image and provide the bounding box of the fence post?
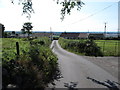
[16,42,20,56]
[103,41,105,54]
[115,42,117,56]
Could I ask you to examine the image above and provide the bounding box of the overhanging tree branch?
[11,0,84,20]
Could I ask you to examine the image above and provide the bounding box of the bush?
[2,38,60,89]
[84,40,103,57]
[59,38,103,57]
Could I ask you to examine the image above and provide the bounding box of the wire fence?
[2,40,30,61]
[95,40,120,56]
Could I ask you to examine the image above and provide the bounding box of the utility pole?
[50,27,52,41]
[88,29,89,39]
[103,22,107,54]
[104,22,107,38]
[118,28,120,38]
[88,29,89,33]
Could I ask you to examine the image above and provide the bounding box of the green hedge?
[2,38,60,89]
[58,38,103,57]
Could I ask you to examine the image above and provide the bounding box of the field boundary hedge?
[59,38,120,56]
[2,38,61,89]
[58,38,103,57]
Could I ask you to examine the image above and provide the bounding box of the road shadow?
[48,81,78,90]
[64,82,78,90]
[87,77,120,90]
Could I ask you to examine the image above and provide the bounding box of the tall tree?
[22,22,33,38]
[0,23,5,38]
[4,32,10,38]
[12,31,16,35]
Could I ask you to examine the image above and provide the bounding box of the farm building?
[0,23,5,38]
[106,33,119,38]
[88,33,105,39]
[78,33,89,39]
[60,32,80,39]
[32,32,53,38]
[60,32,89,39]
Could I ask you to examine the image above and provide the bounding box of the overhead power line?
[62,3,115,27]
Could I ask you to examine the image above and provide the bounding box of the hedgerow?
[58,38,103,57]
[2,38,60,89]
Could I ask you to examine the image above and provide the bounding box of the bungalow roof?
[60,33,80,38]
[32,32,53,37]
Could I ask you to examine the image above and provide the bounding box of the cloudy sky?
[0,0,119,32]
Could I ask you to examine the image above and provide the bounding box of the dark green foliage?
[21,28,26,35]
[1,24,5,38]
[4,32,11,38]
[22,1,34,19]
[84,40,103,57]
[2,38,59,89]
[21,22,33,38]
[12,31,16,35]
[58,0,85,20]
[59,38,103,57]
[53,36,59,40]
[30,40,45,46]
[11,0,34,19]
[11,0,84,20]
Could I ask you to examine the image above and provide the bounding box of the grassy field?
[94,40,120,56]
[2,37,52,60]
[2,38,30,61]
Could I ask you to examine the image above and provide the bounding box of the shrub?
[59,38,103,57]
[84,40,103,57]
[2,38,59,89]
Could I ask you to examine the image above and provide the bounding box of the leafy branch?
[57,0,85,21]
[11,0,84,20]
[11,0,34,19]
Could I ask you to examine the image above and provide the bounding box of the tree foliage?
[11,0,84,20]
[11,0,34,19]
[1,24,5,38]
[12,31,16,35]
[58,0,85,20]
[22,22,33,38]
[3,32,11,38]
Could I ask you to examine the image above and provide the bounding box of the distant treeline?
[4,31,119,34]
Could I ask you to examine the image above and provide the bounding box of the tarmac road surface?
[49,40,118,88]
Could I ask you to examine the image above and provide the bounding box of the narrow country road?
[49,40,118,88]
